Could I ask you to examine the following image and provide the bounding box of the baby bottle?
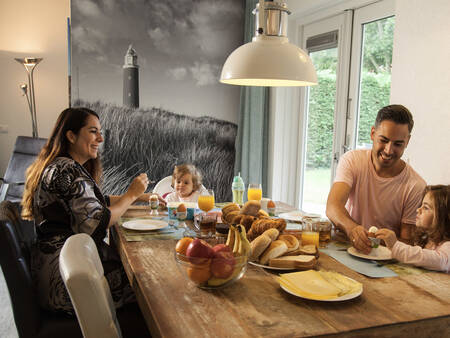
[232,172,244,205]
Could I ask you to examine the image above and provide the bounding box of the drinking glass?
[247,183,262,201]
[301,220,320,247]
[198,189,215,213]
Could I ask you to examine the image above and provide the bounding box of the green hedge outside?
[306,70,391,169]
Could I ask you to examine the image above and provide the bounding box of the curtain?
[234,0,269,194]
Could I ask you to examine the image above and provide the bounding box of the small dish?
[122,219,168,231]
[347,246,392,261]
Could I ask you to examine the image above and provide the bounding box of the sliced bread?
[269,255,316,269]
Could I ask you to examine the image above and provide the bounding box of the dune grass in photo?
[74,99,237,202]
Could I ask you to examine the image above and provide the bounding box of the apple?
[186,239,214,265]
[212,244,232,254]
[211,250,236,279]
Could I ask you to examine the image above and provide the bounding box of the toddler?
[376,185,449,273]
[165,164,207,203]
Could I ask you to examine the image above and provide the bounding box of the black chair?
[0,201,82,338]
[0,136,47,203]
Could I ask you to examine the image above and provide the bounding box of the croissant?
[247,218,286,241]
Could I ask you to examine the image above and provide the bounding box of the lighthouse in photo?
[123,45,139,108]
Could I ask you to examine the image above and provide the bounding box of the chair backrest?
[59,233,122,338]
[0,201,41,337]
[153,175,174,199]
[0,136,47,202]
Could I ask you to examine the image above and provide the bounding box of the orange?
[186,263,211,284]
[175,237,194,256]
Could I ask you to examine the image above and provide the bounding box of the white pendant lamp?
[220,0,317,87]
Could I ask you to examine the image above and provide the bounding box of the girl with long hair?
[376,185,450,272]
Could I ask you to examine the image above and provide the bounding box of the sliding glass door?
[298,0,395,215]
[300,13,351,215]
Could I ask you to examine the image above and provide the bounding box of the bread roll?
[278,234,299,252]
[240,200,261,217]
[268,255,316,269]
[256,209,269,218]
[247,218,287,240]
[232,214,244,225]
[240,215,256,232]
[222,203,240,216]
[249,234,272,262]
[262,228,279,241]
[224,210,239,224]
[259,240,288,265]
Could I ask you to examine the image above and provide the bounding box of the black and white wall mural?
[71,0,244,201]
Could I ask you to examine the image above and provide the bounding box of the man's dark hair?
[375,104,414,133]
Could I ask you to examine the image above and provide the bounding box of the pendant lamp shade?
[220,1,317,87]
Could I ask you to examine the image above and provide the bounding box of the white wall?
[391,0,450,184]
[0,0,70,176]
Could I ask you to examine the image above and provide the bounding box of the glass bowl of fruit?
[174,225,250,289]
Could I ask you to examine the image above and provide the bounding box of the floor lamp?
[15,57,43,138]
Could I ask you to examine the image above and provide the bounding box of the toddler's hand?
[375,229,397,249]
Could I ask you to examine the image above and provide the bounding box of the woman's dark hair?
[375,104,414,133]
[22,107,102,219]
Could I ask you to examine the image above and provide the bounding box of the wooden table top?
[115,210,450,338]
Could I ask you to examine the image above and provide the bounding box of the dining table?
[115,204,450,337]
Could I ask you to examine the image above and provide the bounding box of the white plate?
[280,277,363,302]
[347,246,392,261]
[278,211,321,222]
[122,219,168,231]
[249,261,299,271]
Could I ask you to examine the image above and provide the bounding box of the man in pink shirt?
[326,105,426,254]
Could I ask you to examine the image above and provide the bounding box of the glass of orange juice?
[247,183,262,201]
[198,189,215,213]
[301,220,320,247]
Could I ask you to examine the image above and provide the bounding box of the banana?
[237,224,251,257]
[232,226,241,256]
[225,225,235,249]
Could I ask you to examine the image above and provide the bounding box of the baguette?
[249,234,272,262]
[268,255,316,269]
[259,240,288,265]
[278,234,299,252]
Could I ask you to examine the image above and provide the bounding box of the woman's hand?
[375,229,397,249]
[127,173,149,200]
[349,226,372,254]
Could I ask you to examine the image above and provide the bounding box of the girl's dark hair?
[414,185,450,247]
[22,107,102,219]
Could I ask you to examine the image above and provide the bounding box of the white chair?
[59,233,122,338]
[153,175,174,199]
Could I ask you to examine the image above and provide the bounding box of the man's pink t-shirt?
[334,150,426,234]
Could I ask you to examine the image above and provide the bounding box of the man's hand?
[349,226,372,254]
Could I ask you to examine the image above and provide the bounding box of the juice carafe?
[232,173,244,205]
